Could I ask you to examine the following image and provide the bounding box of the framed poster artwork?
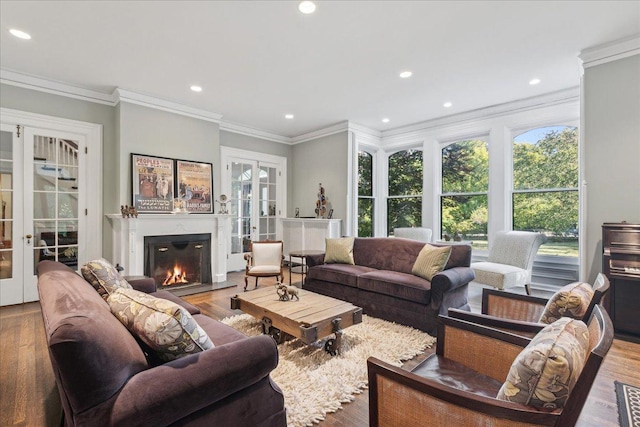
[176,159,214,213]
[131,154,175,213]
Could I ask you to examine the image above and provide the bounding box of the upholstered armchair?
[449,273,610,337]
[471,230,547,294]
[244,240,284,291]
[393,227,433,243]
[368,305,613,427]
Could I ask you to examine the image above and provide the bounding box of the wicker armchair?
[244,240,284,291]
[368,305,613,427]
[448,273,610,337]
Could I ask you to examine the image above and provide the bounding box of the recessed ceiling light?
[399,71,413,79]
[382,118,390,123]
[298,1,316,14]
[529,78,541,85]
[9,28,31,40]
[443,102,452,108]
[190,85,202,92]
[285,114,294,119]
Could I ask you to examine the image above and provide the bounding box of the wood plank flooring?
[1,269,638,427]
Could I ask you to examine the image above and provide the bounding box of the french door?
[0,109,102,306]
[221,147,286,271]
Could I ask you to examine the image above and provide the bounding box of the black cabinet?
[602,222,640,338]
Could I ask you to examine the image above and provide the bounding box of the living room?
[1,1,639,426]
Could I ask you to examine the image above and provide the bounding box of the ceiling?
[1,1,639,138]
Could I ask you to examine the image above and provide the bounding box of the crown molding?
[291,121,351,144]
[381,87,580,143]
[1,68,116,105]
[348,121,382,147]
[219,120,291,144]
[113,88,223,123]
[579,34,640,69]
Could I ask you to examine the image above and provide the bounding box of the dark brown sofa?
[305,238,475,335]
[37,260,286,427]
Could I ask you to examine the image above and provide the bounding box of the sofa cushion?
[497,317,589,409]
[81,258,132,300]
[307,263,376,288]
[412,244,452,281]
[107,288,213,362]
[539,282,594,324]
[358,270,432,304]
[324,237,355,264]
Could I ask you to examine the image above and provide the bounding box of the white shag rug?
[221,314,436,427]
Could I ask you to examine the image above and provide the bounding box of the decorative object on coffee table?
[275,282,299,301]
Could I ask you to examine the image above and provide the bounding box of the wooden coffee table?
[231,287,362,355]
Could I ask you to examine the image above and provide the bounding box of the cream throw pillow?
[412,244,452,281]
[324,237,355,265]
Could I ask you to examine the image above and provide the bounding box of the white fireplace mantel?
[106,213,231,283]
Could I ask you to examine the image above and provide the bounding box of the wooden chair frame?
[244,240,285,291]
[368,305,613,427]
[449,273,610,337]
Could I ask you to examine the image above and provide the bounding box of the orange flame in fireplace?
[163,264,189,286]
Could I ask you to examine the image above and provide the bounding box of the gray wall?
[117,102,220,204]
[584,54,640,282]
[0,83,117,255]
[291,132,348,230]
[220,130,293,214]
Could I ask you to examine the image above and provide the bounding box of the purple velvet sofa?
[37,261,286,427]
[305,238,475,335]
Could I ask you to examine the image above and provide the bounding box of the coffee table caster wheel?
[324,339,338,356]
[270,328,285,344]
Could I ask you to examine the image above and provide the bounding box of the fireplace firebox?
[144,233,212,289]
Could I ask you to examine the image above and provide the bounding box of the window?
[387,149,422,235]
[512,126,578,257]
[357,150,374,237]
[440,139,488,248]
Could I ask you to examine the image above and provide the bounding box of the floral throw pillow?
[539,282,595,324]
[497,317,589,409]
[107,288,213,362]
[81,258,132,300]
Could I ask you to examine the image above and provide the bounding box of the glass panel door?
[0,126,23,305]
[229,160,257,270]
[22,128,83,302]
[258,164,277,241]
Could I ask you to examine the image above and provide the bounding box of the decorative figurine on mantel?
[315,183,327,218]
[120,205,138,218]
[216,194,229,214]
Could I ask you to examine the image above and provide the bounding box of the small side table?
[289,250,324,286]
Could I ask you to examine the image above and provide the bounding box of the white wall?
[291,132,348,230]
[584,53,640,282]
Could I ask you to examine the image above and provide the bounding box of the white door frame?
[220,146,287,271]
[0,108,102,305]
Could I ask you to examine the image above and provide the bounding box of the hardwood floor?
[1,270,638,426]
